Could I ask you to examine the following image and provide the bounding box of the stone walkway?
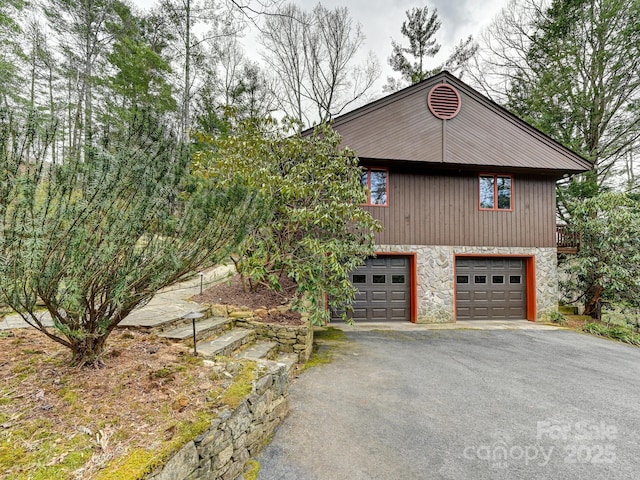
[0,265,235,330]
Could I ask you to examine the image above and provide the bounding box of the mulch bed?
[193,274,304,326]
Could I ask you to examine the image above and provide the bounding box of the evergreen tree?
[0,110,260,366]
[386,5,477,91]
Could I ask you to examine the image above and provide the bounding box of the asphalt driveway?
[257,326,640,480]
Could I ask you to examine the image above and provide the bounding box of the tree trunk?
[70,334,109,368]
[584,285,604,320]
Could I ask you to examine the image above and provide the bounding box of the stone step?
[237,341,279,361]
[118,305,210,333]
[159,317,232,343]
[196,328,255,358]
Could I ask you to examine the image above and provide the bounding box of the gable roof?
[318,71,591,176]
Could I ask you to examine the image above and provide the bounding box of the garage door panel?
[456,257,527,320]
[389,257,407,267]
[456,291,471,301]
[352,308,367,319]
[391,308,408,319]
[391,291,406,301]
[472,290,489,301]
[371,291,387,301]
[491,291,506,301]
[333,256,411,322]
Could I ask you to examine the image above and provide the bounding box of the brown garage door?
[456,258,527,320]
[332,256,411,322]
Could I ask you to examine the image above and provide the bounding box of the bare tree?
[260,2,380,127]
[260,3,309,125]
[468,0,640,188]
[304,4,379,123]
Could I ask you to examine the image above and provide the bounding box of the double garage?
[335,255,532,322]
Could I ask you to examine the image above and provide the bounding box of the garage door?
[332,256,411,322]
[455,258,527,320]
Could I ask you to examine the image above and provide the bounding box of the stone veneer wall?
[376,245,558,323]
[148,359,292,480]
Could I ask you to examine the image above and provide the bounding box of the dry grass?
[0,328,240,479]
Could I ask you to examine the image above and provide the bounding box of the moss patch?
[300,327,347,372]
[244,459,261,480]
[314,326,347,342]
[221,361,257,408]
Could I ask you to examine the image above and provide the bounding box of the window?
[492,275,504,284]
[392,275,405,284]
[352,274,366,284]
[456,275,469,284]
[474,275,487,284]
[479,174,512,210]
[372,274,386,284]
[362,168,388,206]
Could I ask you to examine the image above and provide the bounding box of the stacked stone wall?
[148,360,292,480]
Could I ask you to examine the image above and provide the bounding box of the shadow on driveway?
[258,328,640,480]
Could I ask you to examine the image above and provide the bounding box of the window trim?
[362,167,389,207]
[478,173,514,212]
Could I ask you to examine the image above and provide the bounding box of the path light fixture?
[183,311,205,356]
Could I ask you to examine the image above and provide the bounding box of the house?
[328,71,591,323]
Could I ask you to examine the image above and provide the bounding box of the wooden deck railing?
[557,224,579,254]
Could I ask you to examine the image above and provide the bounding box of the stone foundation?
[377,245,558,323]
[148,359,292,480]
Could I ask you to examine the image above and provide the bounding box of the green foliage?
[549,310,566,325]
[104,2,177,122]
[386,5,477,89]
[559,192,640,316]
[583,322,640,346]
[194,118,380,325]
[0,0,26,105]
[0,110,259,366]
[506,0,640,178]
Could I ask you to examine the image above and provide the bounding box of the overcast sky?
[131,0,507,93]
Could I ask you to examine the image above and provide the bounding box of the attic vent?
[427,84,461,120]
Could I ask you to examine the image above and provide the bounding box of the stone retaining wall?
[234,318,313,363]
[148,359,292,480]
[208,304,313,363]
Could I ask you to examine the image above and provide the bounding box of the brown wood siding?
[365,171,556,247]
[445,88,574,171]
[336,92,444,163]
[329,73,591,175]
